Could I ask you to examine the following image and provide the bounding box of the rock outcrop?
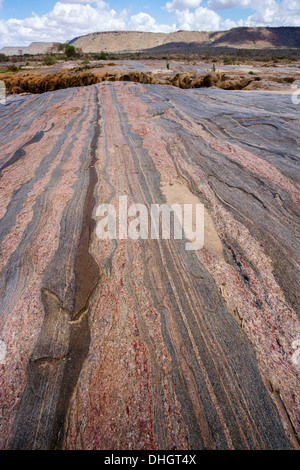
[2,68,257,94]
[0,82,299,450]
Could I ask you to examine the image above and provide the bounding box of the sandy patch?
[161,180,223,256]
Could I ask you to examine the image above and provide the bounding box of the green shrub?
[44,56,57,66]
[65,44,76,58]
[92,52,109,60]
[81,60,90,65]
[224,56,233,65]
[7,65,19,72]
[99,52,108,60]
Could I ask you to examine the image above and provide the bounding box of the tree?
[57,43,78,59]
[65,45,76,58]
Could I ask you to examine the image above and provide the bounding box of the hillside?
[69,30,215,53]
[0,42,60,56]
[1,27,300,56]
[69,27,300,53]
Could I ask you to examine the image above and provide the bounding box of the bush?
[0,53,7,63]
[93,52,108,60]
[224,56,233,65]
[81,60,90,65]
[65,45,76,58]
[7,65,19,72]
[44,56,57,66]
[58,43,78,58]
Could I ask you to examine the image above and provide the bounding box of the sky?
[0,0,299,47]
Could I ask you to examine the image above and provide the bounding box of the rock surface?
[0,82,299,450]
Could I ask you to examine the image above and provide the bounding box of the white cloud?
[207,0,252,9]
[0,0,299,48]
[222,18,237,28]
[0,19,8,36]
[0,1,176,47]
[174,6,223,30]
[129,13,174,33]
[207,0,300,26]
[164,0,203,12]
[0,2,127,46]
[60,0,107,5]
[240,0,300,26]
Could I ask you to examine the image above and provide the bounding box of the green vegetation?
[58,43,78,58]
[44,56,57,66]
[212,63,216,72]
[99,52,108,60]
[223,56,235,65]
[91,51,118,61]
[166,62,170,70]
[65,44,76,58]
[7,65,19,72]
[0,64,19,73]
[248,71,255,75]
[81,60,90,65]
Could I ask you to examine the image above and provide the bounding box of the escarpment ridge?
[1,27,300,56]
[69,27,300,53]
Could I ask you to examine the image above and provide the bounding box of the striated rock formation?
[0,82,299,450]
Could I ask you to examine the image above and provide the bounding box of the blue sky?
[0,0,299,47]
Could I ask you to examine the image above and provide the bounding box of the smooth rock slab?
[0,82,299,450]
